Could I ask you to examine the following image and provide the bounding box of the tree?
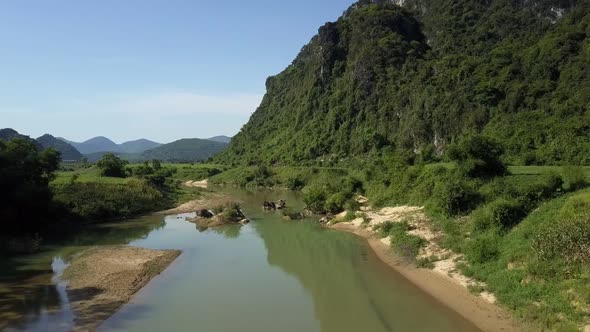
[0,138,61,234]
[447,135,508,178]
[96,153,128,178]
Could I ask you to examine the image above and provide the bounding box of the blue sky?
[0,0,354,143]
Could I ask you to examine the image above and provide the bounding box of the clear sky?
[0,0,354,143]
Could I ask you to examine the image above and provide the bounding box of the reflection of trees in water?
[210,225,242,239]
[0,215,166,330]
[251,220,469,332]
[0,269,62,330]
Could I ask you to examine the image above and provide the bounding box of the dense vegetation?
[217,0,590,166]
[0,139,62,234]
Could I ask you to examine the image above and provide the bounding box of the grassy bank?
[49,163,220,223]
[207,157,590,330]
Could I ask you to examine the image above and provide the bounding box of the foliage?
[533,213,590,267]
[215,1,590,166]
[0,138,62,234]
[376,221,426,261]
[561,165,588,191]
[52,179,166,220]
[429,171,482,216]
[447,135,508,178]
[96,153,128,178]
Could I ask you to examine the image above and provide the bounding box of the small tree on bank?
[97,153,127,178]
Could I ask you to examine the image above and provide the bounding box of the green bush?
[466,232,501,264]
[472,198,527,232]
[447,135,508,178]
[533,213,590,267]
[53,179,165,220]
[97,153,128,178]
[303,184,328,213]
[558,193,590,220]
[376,221,426,261]
[561,166,588,191]
[429,173,481,216]
[325,192,347,214]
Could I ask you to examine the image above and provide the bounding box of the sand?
[62,246,181,331]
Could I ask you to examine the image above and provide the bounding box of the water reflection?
[0,216,165,330]
[251,219,479,332]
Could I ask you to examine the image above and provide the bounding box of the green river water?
[0,188,479,332]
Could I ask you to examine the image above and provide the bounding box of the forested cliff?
[217,0,590,165]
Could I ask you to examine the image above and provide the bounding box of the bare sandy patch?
[62,246,181,331]
[158,192,235,215]
[183,179,208,188]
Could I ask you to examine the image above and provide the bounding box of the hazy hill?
[60,137,162,155]
[36,134,84,161]
[141,138,228,162]
[64,136,120,154]
[216,0,590,165]
[207,136,232,144]
[118,139,161,154]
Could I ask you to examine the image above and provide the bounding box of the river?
[0,188,479,332]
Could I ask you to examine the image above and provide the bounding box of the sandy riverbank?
[330,211,522,332]
[62,246,181,331]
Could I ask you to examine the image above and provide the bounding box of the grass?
[437,188,590,331]
[52,167,129,185]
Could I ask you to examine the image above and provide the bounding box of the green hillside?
[217,0,590,166]
[141,138,228,162]
[36,134,84,161]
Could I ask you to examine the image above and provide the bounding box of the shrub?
[53,179,164,220]
[430,173,481,216]
[447,134,508,178]
[303,184,327,213]
[97,153,127,178]
[472,198,527,232]
[558,193,590,220]
[561,166,588,191]
[376,221,426,261]
[325,192,347,214]
[285,175,305,190]
[466,232,501,264]
[533,213,590,266]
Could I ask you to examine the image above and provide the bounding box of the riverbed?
[0,188,480,332]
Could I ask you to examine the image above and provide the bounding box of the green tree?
[0,138,61,234]
[96,153,128,178]
[447,135,508,178]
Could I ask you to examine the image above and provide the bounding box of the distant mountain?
[141,138,228,162]
[84,151,143,163]
[207,136,232,144]
[1,128,32,142]
[36,134,83,161]
[0,129,82,161]
[63,136,120,154]
[0,128,43,149]
[60,136,162,155]
[118,139,161,154]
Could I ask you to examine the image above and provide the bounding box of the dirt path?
[331,207,523,332]
[62,246,181,331]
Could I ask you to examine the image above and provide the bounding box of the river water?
[0,188,479,332]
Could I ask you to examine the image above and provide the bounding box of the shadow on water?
[0,216,165,330]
